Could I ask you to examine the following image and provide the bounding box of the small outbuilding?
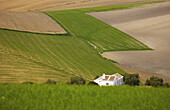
[94,73,123,86]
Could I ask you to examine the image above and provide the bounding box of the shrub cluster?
[22,81,34,84]
[145,76,169,87]
[70,77,86,85]
[163,83,170,88]
[45,79,57,84]
[123,73,140,86]
[145,76,163,87]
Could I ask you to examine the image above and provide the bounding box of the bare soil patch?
[114,63,170,83]
[0,11,66,34]
[0,0,168,11]
[89,2,170,82]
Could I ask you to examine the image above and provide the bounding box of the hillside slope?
[0,29,124,83]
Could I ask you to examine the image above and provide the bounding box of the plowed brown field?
[89,2,170,82]
[0,11,66,34]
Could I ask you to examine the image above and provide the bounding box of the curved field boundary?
[0,29,124,83]
[0,28,70,36]
[44,2,162,52]
[42,12,73,36]
[92,3,170,81]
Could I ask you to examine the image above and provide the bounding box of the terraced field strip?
[0,84,170,110]
[0,29,124,83]
[45,2,162,52]
[0,11,67,35]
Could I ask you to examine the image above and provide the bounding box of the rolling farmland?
[0,1,170,110]
[0,2,164,83]
[0,84,170,110]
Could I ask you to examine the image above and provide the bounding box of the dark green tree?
[163,83,170,88]
[70,77,86,85]
[145,76,163,87]
[124,73,140,86]
[45,79,57,84]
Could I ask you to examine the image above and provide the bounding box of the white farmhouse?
[94,73,123,86]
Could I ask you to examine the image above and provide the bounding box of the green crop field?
[46,12,149,52]
[0,1,163,83]
[0,29,124,83]
[0,84,170,110]
[44,1,164,52]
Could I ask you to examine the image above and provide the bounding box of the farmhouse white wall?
[94,73,123,86]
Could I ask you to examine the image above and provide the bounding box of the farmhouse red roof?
[102,73,123,81]
[115,74,122,79]
[103,76,109,81]
[109,76,115,81]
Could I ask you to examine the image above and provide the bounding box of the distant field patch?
[0,11,66,34]
[0,0,164,11]
[0,0,95,11]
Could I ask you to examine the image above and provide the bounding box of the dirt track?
[0,11,66,34]
[0,0,168,11]
[89,2,170,82]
